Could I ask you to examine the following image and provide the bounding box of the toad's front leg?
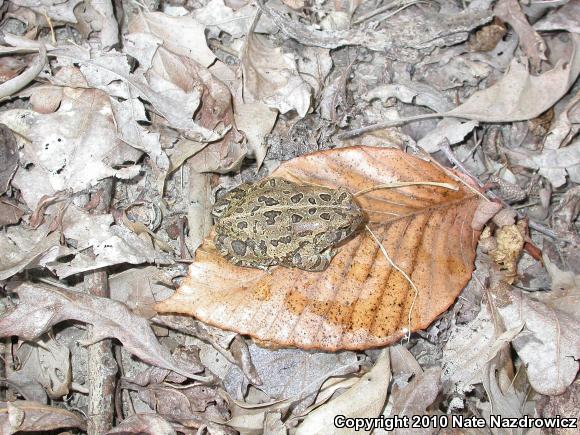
[289,246,335,272]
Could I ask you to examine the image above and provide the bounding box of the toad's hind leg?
[290,247,336,272]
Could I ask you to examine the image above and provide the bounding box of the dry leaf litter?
[0,0,578,434]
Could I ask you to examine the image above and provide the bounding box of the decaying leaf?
[259,1,492,62]
[0,400,86,434]
[0,283,212,381]
[52,46,221,142]
[417,119,479,153]
[194,0,272,39]
[494,0,547,67]
[507,137,580,187]
[479,350,528,434]
[234,101,277,168]
[107,413,176,435]
[295,349,390,435]
[0,225,63,281]
[242,31,312,117]
[2,88,142,210]
[535,379,580,430]
[389,367,441,435]
[156,147,481,350]
[447,34,580,122]
[223,342,359,413]
[129,11,215,67]
[13,335,72,399]
[1,0,577,430]
[135,383,229,428]
[363,81,453,114]
[442,303,524,395]
[0,199,24,226]
[0,203,173,280]
[543,91,580,150]
[534,0,580,34]
[495,287,580,395]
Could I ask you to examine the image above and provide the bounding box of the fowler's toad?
[212,177,364,271]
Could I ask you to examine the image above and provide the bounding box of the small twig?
[85,179,117,435]
[461,130,484,163]
[336,112,446,139]
[42,10,56,45]
[438,139,473,177]
[365,225,419,341]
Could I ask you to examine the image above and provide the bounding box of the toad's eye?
[212,201,230,218]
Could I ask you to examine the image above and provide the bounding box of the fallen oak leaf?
[339,34,580,139]
[446,37,580,122]
[129,11,215,67]
[107,413,175,435]
[504,137,580,188]
[156,146,482,351]
[0,283,213,382]
[242,29,312,117]
[389,367,442,429]
[494,286,580,395]
[494,0,547,68]
[0,198,24,226]
[222,342,360,414]
[295,348,390,435]
[0,400,86,433]
[51,46,222,142]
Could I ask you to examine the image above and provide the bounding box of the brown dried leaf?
[295,349,390,435]
[534,0,580,34]
[447,34,580,122]
[14,335,71,399]
[107,414,176,435]
[129,11,215,67]
[0,283,211,381]
[496,287,580,395]
[223,342,359,413]
[390,367,441,435]
[136,383,229,428]
[11,0,82,22]
[0,400,86,433]
[3,89,141,210]
[494,0,547,67]
[0,199,24,226]
[156,147,481,350]
[242,32,312,117]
